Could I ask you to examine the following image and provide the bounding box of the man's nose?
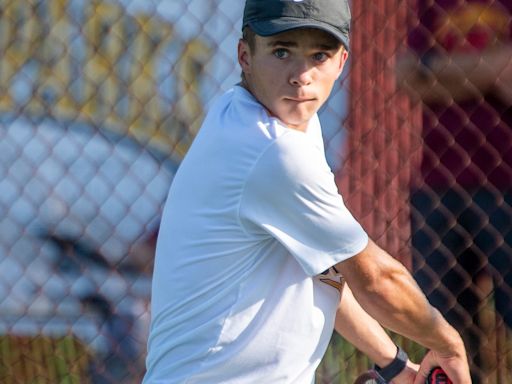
[289,59,313,86]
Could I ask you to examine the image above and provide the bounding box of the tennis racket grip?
[426,367,452,384]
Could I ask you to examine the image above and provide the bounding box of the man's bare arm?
[335,283,419,384]
[336,239,470,384]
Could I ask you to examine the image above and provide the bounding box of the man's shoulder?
[211,85,261,115]
[245,130,329,193]
[201,86,299,149]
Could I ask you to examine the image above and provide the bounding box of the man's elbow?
[338,240,416,309]
[359,261,411,308]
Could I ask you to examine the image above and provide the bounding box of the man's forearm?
[334,282,420,384]
[337,240,464,355]
[334,282,399,368]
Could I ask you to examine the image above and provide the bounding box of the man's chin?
[280,116,312,131]
[271,106,316,129]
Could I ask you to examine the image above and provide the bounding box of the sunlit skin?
[238,28,349,132]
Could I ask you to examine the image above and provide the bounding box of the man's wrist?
[374,345,408,383]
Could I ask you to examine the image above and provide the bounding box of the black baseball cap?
[242,0,351,50]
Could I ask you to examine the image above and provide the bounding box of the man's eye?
[273,49,289,59]
[313,52,328,62]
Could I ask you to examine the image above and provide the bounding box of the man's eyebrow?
[267,40,298,48]
[267,40,339,50]
[316,43,339,50]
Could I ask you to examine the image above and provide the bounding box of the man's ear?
[336,49,349,78]
[238,39,251,75]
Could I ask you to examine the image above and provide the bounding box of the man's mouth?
[286,97,315,103]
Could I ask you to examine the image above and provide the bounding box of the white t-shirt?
[143,86,368,383]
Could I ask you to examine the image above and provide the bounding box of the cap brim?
[247,18,349,50]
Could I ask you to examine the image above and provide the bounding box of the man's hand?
[413,347,471,384]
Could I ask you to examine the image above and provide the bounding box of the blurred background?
[0,0,510,383]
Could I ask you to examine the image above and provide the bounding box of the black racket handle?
[426,367,452,384]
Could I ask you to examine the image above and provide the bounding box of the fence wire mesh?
[0,0,510,383]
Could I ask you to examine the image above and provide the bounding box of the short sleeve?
[239,132,368,276]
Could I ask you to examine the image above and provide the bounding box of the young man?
[143,1,471,383]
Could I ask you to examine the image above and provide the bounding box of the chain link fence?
[0,0,510,383]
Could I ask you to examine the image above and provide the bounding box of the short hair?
[242,26,257,52]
